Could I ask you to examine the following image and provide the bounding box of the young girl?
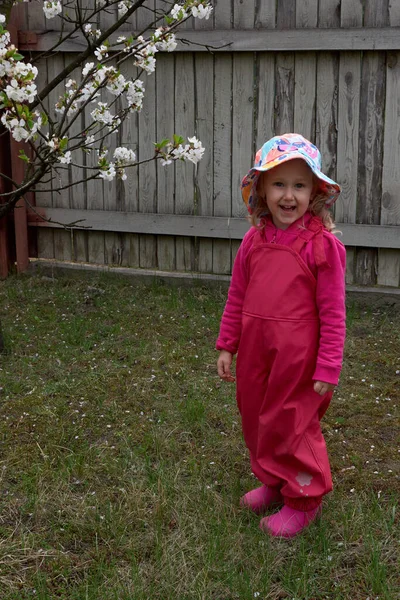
[216,134,346,538]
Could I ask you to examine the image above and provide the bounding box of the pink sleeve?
[216,228,256,354]
[313,233,346,385]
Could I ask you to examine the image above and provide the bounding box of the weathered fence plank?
[296,0,318,28]
[355,0,387,285]
[213,0,231,29]
[341,0,364,27]
[336,65,361,226]
[213,53,232,275]
[318,0,341,27]
[195,52,214,273]
[277,0,296,28]
[175,53,195,272]
[255,0,276,29]
[35,57,54,260]
[232,53,254,218]
[233,0,255,29]
[49,54,72,262]
[364,0,389,26]
[119,58,139,268]
[294,0,317,139]
[379,49,400,286]
[255,53,275,150]
[155,52,175,271]
[275,53,295,134]
[336,4,362,283]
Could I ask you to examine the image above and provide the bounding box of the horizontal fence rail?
[28,209,400,249]
[17,27,400,52]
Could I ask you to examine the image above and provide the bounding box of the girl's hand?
[217,350,235,382]
[314,380,335,396]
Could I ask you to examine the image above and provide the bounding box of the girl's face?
[258,159,314,230]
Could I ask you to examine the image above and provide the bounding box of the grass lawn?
[0,271,399,600]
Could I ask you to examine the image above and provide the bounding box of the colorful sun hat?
[241,133,341,214]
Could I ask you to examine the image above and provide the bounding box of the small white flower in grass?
[350,488,355,493]
[254,593,260,598]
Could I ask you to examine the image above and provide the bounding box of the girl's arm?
[314,234,347,386]
[215,228,255,354]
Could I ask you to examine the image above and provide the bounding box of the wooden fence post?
[10,139,30,273]
[7,20,30,274]
[0,134,11,279]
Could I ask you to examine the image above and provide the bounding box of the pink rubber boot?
[240,485,283,514]
[260,505,321,538]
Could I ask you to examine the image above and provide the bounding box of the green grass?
[0,271,399,599]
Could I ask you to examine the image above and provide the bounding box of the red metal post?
[0,139,11,279]
[7,18,30,274]
[10,139,30,273]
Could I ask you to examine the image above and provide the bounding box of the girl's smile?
[258,159,314,229]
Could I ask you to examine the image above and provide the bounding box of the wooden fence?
[17,0,400,287]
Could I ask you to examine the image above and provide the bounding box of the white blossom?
[191,4,213,19]
[99,164,116,181]
[0,14,6,24]
[43,1,62,20]
[94,45,109,61]
[126,79,145,111]
[118,1,132,18]
[134,54,156,74]
[114,147,136,165]
[157,33,177,52]
[85,135,95,146]
[171,136,205,164]
[46,137,58,150]
[0,31,11,50]
[82,62,95,77]
[1,115,29,142]
[106,73,127,96]
[58,151,72,164]
[171,4,188,20]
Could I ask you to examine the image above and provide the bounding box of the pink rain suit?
[217,214,346,509]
